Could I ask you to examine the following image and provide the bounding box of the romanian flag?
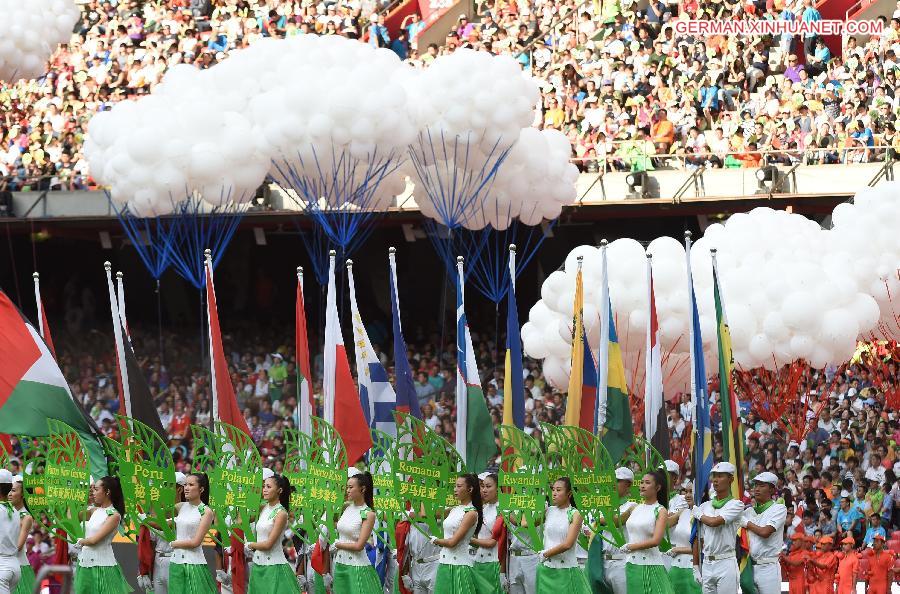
[713,255,754,592]
[565,262,597,430]
[503,248,524,429]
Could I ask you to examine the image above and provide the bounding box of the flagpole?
[645,252,652,467]
[32,273,45,339]
[205,248,217,426]
[595,240,609,435]
[297,265,310,437]
[509,244,516,292]
[116,271,128,335]
[105,261,131,417]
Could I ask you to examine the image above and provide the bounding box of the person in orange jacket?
[781,532,809,594]
[865,534,896,594]
[835,535,859,594]
[809,535,838,594]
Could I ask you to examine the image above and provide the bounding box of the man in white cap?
[0,469,21,594]
[600,467,637,594]
[139,471,188,593]
[741,472,786,594]
[691,462,744,594]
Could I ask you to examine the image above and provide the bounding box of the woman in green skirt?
[247,474,300,594]
[73,477,132,594]
[623,471,675,594]
[169,473,217,593]
[331,470,381,593]
[9,476,35,594]
[433,474,482,594]
[665,482,699,593]
[536,476,590,593]
[471,473,502,593]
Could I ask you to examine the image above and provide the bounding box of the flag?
[205,256,251,436]
[503,247,525,429]
[296,267,314,436]
[644,256,668,459]
[686,235,713,542]
[455,258,496,473]
[388,249,420,419]
[347,261,397,437]
[33,273,56,359]
[565,261,598,431]
[0,289,108,478]
[323,252,372,465]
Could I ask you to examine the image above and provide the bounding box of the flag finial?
[116,271,123,280]
[710,248,718,254]
[346,259,353,269]
[32,272,39,280]
[389,246,396,254]
[104,261,112,271]
[509,244,517,253]
[329,249,336,257]
[204,248,212,259]
[600,239,608,247]
[684,230,692,240]
[457,256,464,264]
[647,253,653,260]
[297,266,303,274]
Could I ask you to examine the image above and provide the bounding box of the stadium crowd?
[4,309,900,584]
[5,0,900,189]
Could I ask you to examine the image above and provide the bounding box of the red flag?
[323,254,371,464]
[205,258,251,436]
[0,435,9,452]
[395,520,412,594]
[230,529,247,594]
[310,540,326,575]
[492,515,508,573]
[39,302,56,359]
[296,269,314,435]
[138,526,155,578]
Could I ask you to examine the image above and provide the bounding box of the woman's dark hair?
[646,471,669,507]
[0,483,10,499]
[553,476,577,508]
[351,472,375,509]
[99,476,126,518]
[190,473,211,505]
[269,474,292,511]
[460,474,484,536]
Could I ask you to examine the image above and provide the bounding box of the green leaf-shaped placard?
[16,435,49,517]
[366,430,399,550]
[292,417,347,546]
[541,423,622,546]
[45,420,91,542]
[498,425,546,551]
[392,411,450,539]
[282,427,313,540]
[620,436,670,551]
[111,416,177,542]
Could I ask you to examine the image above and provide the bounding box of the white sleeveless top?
[79,507,119,567]
[15,509,29,565]
[439,505,477,566]
[334,504,373,567]
[253,504,289,566]
[171,503,209,565]
[625,503,666,566]
[541,506,578,569]
[669,496,694,569]
[473,502,499,564]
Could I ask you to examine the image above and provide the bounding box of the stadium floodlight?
[626,171,649,199]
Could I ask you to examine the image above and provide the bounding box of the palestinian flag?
[0,289,107,478]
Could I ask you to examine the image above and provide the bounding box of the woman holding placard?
[331,470,381,593]
[73,477,132,594]
[535,477,590,593]
[9,476,34,594]
[623,471,675,594]
[169,473,217,593]
[432,474,483,594]
[471,473,502,594]
[247,474,300,594]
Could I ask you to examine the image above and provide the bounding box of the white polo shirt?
[743,502,787,560]
[699,499,744,558]
[0,503,20,557]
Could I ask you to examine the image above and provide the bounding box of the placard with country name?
[498,425,547,550]
[16,435,48,515]
[367,430,400,549]
[45,420,90,542]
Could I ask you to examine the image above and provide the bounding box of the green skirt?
[667,566,701,594]
[73,565,133,594]
[473,561,502,593]
[13,564,36,594]
[333,562,382,594]
[168,562,216,593]
[249,563,302,594]
[625,563,675,594]
[536,564,591,593]
[434,563,477,594]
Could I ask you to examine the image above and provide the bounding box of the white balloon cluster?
[524,184,900,391]
[84,64,270,217]
[0,0,79,83]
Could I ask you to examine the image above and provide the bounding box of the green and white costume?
[535,506,590,593]
[434,505,478,594]
[73,507,132,594]
[472,502,501,594]
[11,509,34,594]
[666,494,699,593]
[248,504,300,594]
[332,503,381,594]
[623,503,674,594]
[169,503,216,593]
